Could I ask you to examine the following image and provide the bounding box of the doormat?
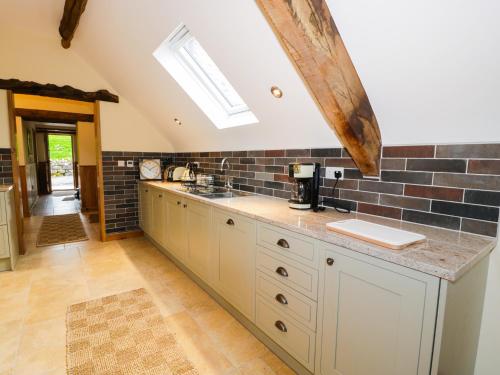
[66,289,199,375]
[36,213,88,246]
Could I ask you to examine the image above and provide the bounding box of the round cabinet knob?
[274,320,287,333]
[145,189,148,193]
[226,218,235,226]
[159,194,163,198]
[326,257,335,266]
[275,293,288,305]
[275,266,288,278]
[177,201,181,205]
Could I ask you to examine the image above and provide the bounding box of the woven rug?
[36,213,88,246]
[66,289,198,375]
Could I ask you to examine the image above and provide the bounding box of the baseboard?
[146,235,313,375]
[105,230,144,242]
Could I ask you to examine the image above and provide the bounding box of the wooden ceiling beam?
[0,79,119,103]
[15,108,93,124]
[59,0,88,49]
[256,0,382,176]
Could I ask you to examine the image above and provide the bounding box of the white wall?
[0,24,173,152]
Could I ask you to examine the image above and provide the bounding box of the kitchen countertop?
[0,185,13,192]
[143,181,497,282]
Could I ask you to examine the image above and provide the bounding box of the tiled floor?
[31,191,81,216]
[0,216,294,375]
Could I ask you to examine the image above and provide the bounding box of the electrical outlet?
[117,160,125,167]
[326,167,344,180]
[126,160,134,168]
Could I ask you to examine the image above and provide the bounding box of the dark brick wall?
[0,148,13,185]
[103,144,500,237]
[102,151,173,233]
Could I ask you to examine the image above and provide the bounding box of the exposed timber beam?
[256,0,382,176]
[0,79,119,103]
[59,0,88,49]
[15,108,93,124]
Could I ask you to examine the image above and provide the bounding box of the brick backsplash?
[102,144,500,238]
[0,148,13,185]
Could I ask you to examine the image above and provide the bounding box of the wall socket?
[117,160,125,167]
[325,167,344,180]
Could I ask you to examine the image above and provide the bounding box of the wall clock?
[139,159,162,180]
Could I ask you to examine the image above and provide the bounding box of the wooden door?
[318,248,437,375]
[185,200,211,281]
[165,193,187,261]
[212,209,256,321]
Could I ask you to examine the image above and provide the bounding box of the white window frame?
[153,24,258,129]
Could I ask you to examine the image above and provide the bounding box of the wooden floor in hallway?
[0,215,294,375]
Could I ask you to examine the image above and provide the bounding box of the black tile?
[381,171,433,185]
[311,148,341,157]
[461,219,498,237]
[264,181,284,190]
[431,201,499,222]
[402,210,461,230]
[406,159,466,173]
[464,190,500,206]
[358,180,404,195]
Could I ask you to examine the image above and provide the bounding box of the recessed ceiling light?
[270,86,283,98]
[174,118,182,125]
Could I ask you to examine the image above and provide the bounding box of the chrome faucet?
[220,158,233,189]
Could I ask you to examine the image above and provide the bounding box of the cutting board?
[326,219,426,250]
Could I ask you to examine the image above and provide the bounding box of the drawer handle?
[183,204,187,208]
[226,218,235,226]
[177,201,181,205]
[276,238,289,248]
[159,194,163,198]
[326,257,335,266]
[275,266,288,278]
[145,189,149,193]
[275,293,288,305]
[274,320,287,333]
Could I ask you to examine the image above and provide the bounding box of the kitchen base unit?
[0,186,19,272]
[138,182,492,375]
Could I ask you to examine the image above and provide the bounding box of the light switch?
[126,160,134,168]
[117,160,125,167]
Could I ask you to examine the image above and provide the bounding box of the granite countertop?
[0,185,13,192]
[143,181,497,282]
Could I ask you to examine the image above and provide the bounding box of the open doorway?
[48,133,76,191]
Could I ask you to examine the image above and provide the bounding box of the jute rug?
[66,288,198,375]
[36,213,88,247]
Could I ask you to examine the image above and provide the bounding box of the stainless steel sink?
[177,186,253,199]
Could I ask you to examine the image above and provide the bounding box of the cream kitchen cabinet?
[138,183,152,235]
[165,193,188,261]
[316,243,439,375]
[185,200,212,281]
[0,187,19,271]
[212,208,257,321]
[151,188,166,247]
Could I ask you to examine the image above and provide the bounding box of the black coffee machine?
[288,163,321,211]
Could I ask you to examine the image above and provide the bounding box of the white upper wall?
[0,5,173,152]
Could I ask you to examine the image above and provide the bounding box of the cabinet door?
[138,184,152,235]
[0,226,9,259]
[212,209,256,321]
[0,193,6,226]
[185,200,212,281]
[318,248,438,375]
[151,189,166,246]
[165,194,187,261]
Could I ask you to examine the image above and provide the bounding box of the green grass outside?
[48,134,73,161]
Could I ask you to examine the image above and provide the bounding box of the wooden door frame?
[6,91,25,254]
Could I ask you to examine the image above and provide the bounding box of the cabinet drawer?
[256,296,315,372]
[256,271,317,331]
[0,225,10,259]
[257,247,318,300]
[258,223,317,268]
[213,208,256,235]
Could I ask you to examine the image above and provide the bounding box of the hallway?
[31,190,80,216]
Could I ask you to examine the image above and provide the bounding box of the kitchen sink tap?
[220,158,233,190]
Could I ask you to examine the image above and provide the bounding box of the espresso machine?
[288,163,321,211]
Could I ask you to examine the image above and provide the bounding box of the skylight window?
[153,24,258,129]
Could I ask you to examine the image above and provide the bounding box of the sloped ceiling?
[1,0,499,152]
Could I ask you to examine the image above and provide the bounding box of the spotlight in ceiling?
[174,118,182,125]
[270,86,283,98]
